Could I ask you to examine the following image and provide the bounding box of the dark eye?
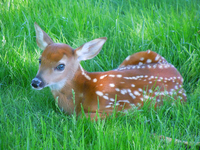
[39,59,41,64]
[56,64,65,71]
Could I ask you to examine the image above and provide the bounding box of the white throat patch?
[49,78,67,91]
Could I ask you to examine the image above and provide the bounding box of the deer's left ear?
[34,22,54,50]
[74,37,107,61]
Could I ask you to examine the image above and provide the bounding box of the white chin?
[49,83,65,91]
[32,87,44,90]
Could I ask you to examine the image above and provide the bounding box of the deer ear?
[34,22,54,50]
[74,37,107,61]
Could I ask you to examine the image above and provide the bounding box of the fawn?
[31,23,186,118]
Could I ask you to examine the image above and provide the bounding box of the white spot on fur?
[117,100,130,103]
[175,85,179,89]
[105,105,111,108]
[164,91,169,95]
[120,89,127,95]
[127,89,131,93]
[138,88,143,92]
[157,99,161,102]
[153,64,157,68]
[116,74,122,78]
[183,93,186,97]
[149,89,153,93]
[158,65,163,69]
[93,78,97,82]
[155,55,160,61]
[132,66,136,69]
[96,91,103,96]
[178,90,183,94]
[147,65,152,68]
[144,95,150,99]
[110,98,115,102]
[155,92,159,95]
[147,59,152,63]
[181,78,184,82]
[137,66,140,69]
[131,84,135,87]
[150,76,154,79]
[80,66,91,80]
[103,95,109,100]
[109,74,115,77]
[126,55,130,61]
[115,88,120,92]
[130,103,136,107]
[109,83,115,87]
[100,74,107,79]
[138,62,143,65]
[178,96,183,100]
[134,91,141,96]
[129,93,136,99]
[140,57,144,61]
[164,65,169,68]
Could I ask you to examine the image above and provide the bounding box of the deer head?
[31,23,107,91]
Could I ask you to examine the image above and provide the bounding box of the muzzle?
[31,76,45,89]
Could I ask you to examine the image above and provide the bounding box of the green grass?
[0,0,200,149]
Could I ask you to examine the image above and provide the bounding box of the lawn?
[0,0,200,149]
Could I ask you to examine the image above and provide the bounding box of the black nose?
[31,78,42,88]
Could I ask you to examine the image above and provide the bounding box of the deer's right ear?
[34,22,54,50]
[74,37,107,61]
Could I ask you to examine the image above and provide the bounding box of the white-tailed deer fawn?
[31,23,187,118]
